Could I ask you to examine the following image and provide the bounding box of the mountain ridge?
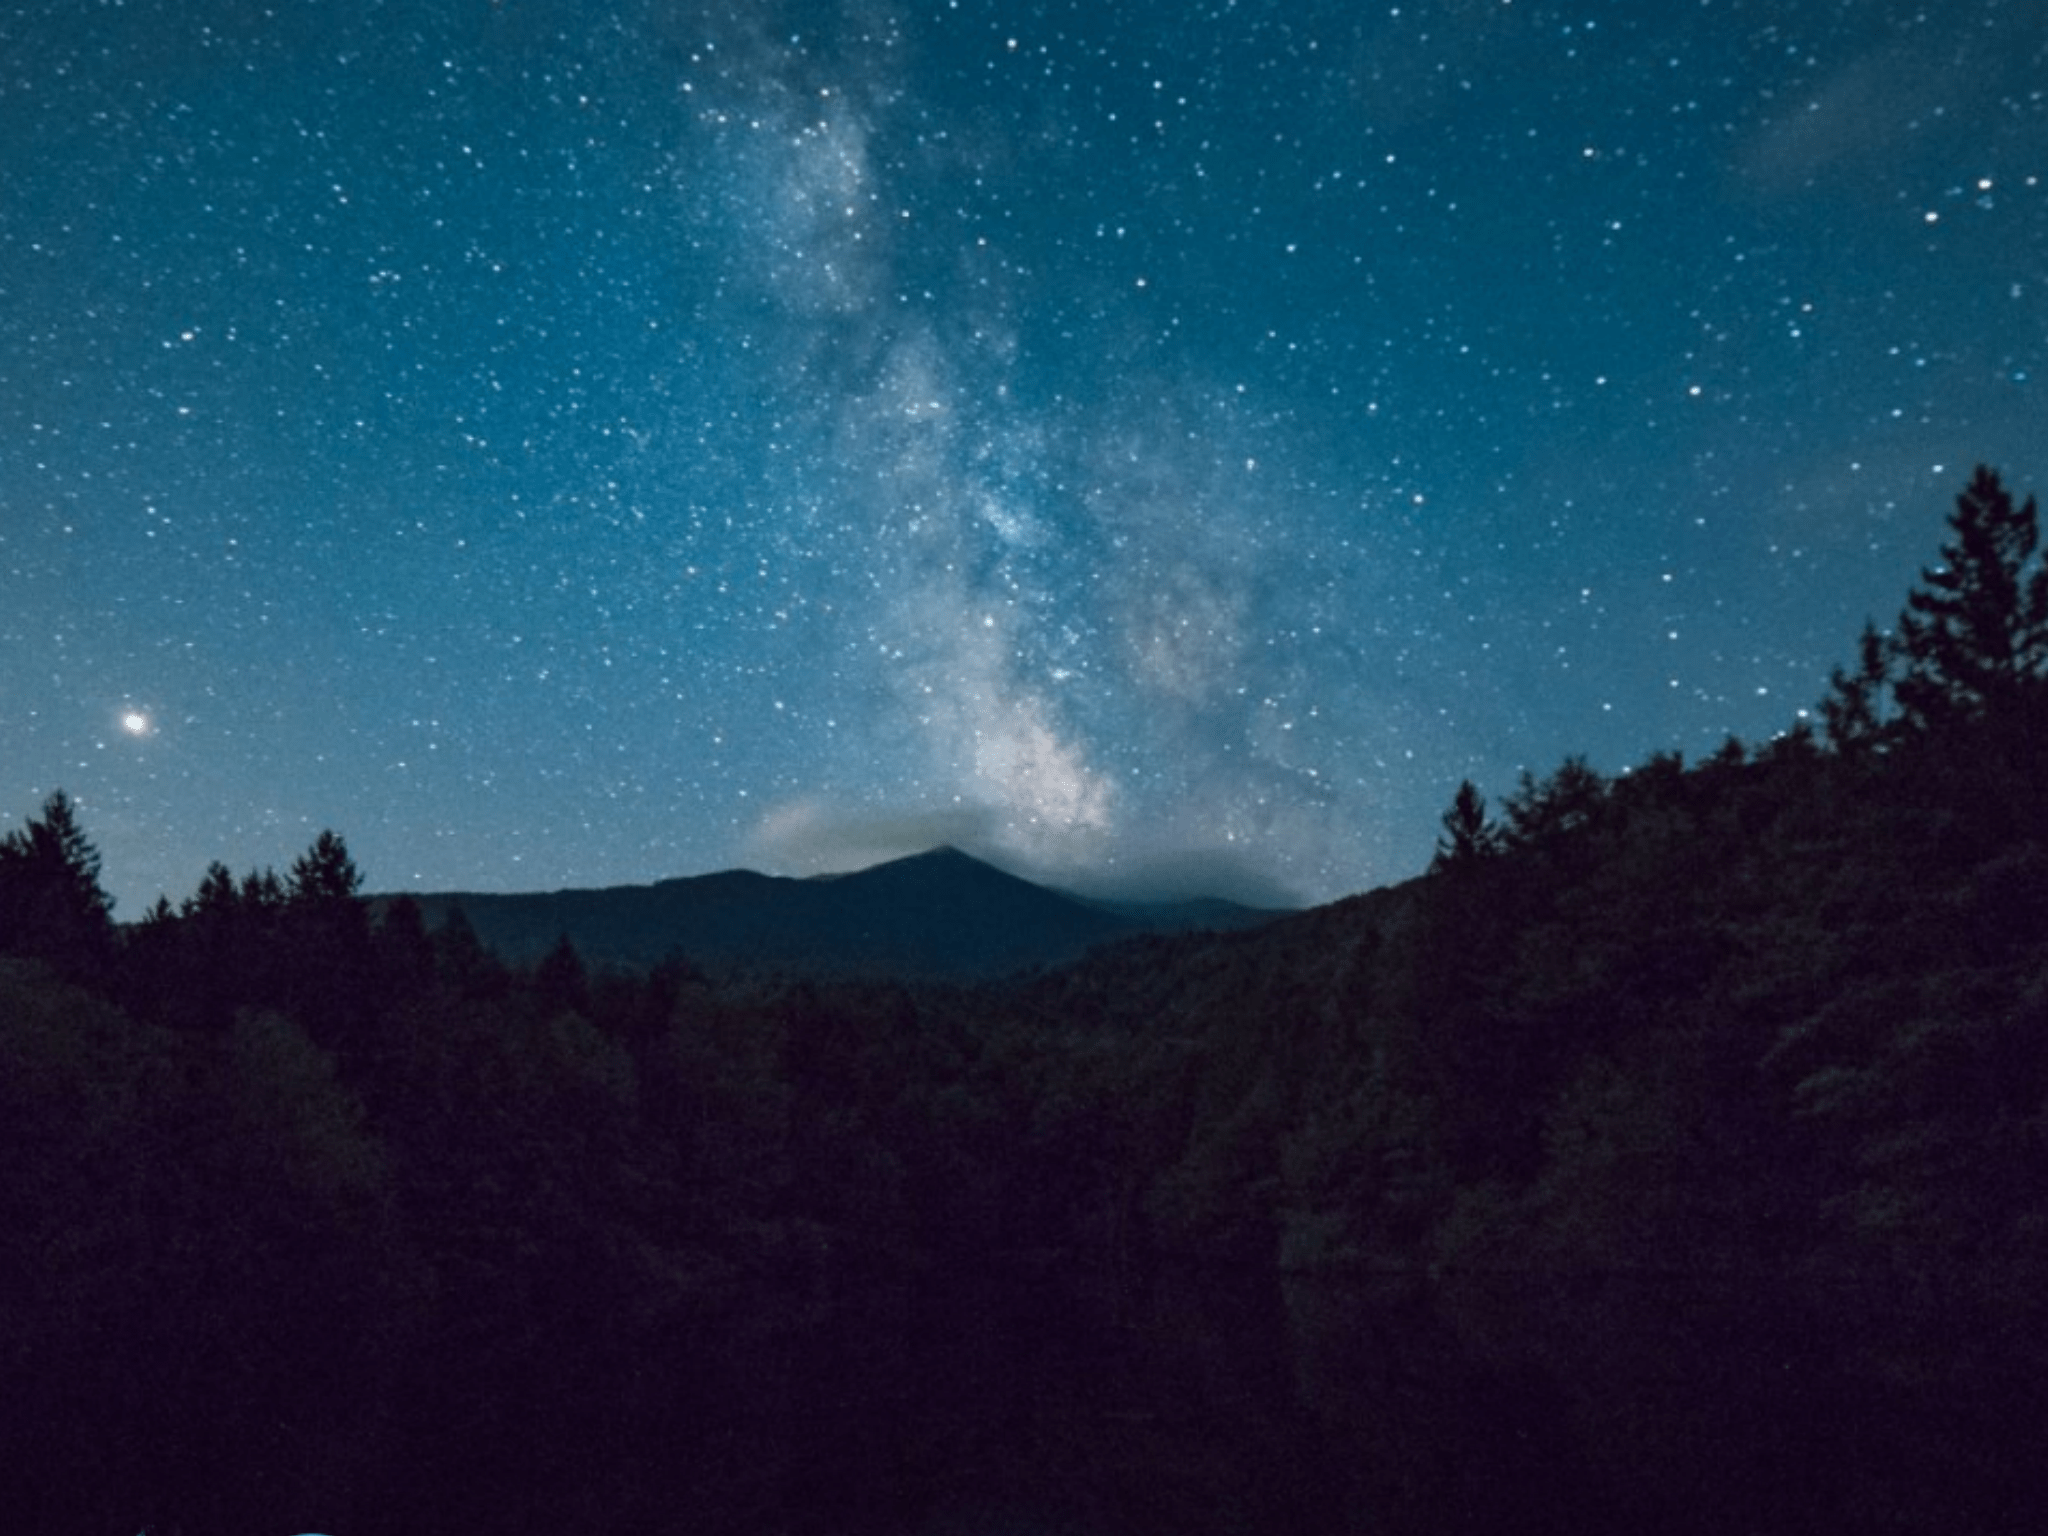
[377,843,1291,979]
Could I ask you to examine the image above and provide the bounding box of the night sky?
[5,0,2045,914]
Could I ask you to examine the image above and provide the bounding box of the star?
[2,0,2043,913]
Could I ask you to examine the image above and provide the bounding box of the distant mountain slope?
[382,845,1289,979]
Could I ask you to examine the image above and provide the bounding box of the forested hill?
[378,843,1288,979]
[5,466,2048,1533]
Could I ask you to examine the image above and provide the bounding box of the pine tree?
[1502,755,1607,846]
[184,860,241,920]
[1821,622,1896,756]
[1893,465,2048,730]
[434,904,509,1000]
[1431,780,1500,869]
[281,830,371,1048]
[242,866,286,911]
[373,895,438,1003]
[0,790,115,977]
[288,829,364,907]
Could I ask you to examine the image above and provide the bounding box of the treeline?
[0,804,1092,1531]
[996,465,2048,1529]
[5,466,2048,1533]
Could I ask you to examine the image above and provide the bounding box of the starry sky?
[4,0,2045,914]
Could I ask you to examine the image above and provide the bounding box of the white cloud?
[745,797,1002,875]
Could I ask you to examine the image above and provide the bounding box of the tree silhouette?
[534,932,591,1018]
[1502,755,1606,847]
[373,895,438,1002]
[1431,779,1500,869]
[0,790,115,978]
[288,829,364,907]
[1821,621,1896,756]
[139,859,254,1030]
[184,859,240,920]
[1893,465,2048,730]
[280,830,371,1047]
[433,903,510,1000]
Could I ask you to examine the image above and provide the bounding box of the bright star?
[120,710,151,736]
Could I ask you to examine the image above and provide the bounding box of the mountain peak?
[877,843,1002,873]
[896,842,974,863]
[389,843,1284,980]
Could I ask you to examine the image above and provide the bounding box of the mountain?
[380,845,1288,979]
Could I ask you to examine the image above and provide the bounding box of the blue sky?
[5,0,2044,909]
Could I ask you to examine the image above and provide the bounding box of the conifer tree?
[373,895,438,1003]
[281,830,371,1047]
[434,904,509,1000]
[1821,621,1896,756]
[1502,755,1606,846]
[288,829,364,907]
[0,790,115,977]
[1431,779,1500,869]
[184,860,241,920]
[242,866,286,910]
[1893,465,2048,730]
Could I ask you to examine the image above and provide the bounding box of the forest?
[5,466,2048,1535]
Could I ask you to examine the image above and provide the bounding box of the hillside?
[384,843,1286,978]
[7,469,2048,1532]
[8,709,2048,1533]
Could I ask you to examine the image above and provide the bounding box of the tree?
[288,830,363,907]
[1431,779,1500,869]
[1502,755,1607,847]
[433,904,509,1000]
[242,866,286,910]
[1821,622,1896,756]
[1759,716,1820,767]
[184,860,241,921]
[0,790,115,978]
[280,831,371,1049]
[533,933,591,1019]
[373,895,438,1003]
[1893,465,2048,730]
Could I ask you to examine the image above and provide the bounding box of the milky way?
[4,1,2045,911]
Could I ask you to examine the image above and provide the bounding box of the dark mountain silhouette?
[16,469,2048,1535]
[380,844,1288,978]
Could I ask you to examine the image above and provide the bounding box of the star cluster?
[4,0,2044,911]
